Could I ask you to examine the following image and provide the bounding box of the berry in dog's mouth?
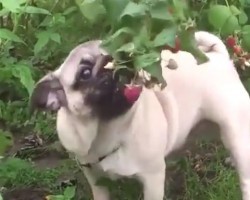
[123,85,143,103]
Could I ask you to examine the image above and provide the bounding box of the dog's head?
[30,40,141,120]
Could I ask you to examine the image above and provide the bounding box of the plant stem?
[225,0,230,7]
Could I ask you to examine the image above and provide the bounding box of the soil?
[7,132,68,168]
[2,188,50,200]
[1,133,70,200]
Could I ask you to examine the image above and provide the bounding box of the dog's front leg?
[138,162,166,200]
[83,167,110,200]
[100,148,166,200]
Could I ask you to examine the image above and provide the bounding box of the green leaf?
[172,0,188,21]
[63,187,76,199]
[242,25,250,51]
[116,42,135,53]
[34,31,51,55]
[0,28,24,43]
[239,0,245,5]
[230,5,241,15]
[144,62,165,83]
[150,1,173,21]
[104,27,135,43]
[22,6,51,15]
[153,26,177,47]
[0,193,3,200]
[178,28,208,65]
[239,11,248,25]
[102,0,129,26]
[120,2,147,19]
[0,130,13,156]
[50,33,61,43]
[221,15,240,35]
[0,8,9,17]
[76,0,106,23]
[102,27,135,54]
[132,25,151,52]
[134,51,160,69]
[63,6,78,15]
[208,5,239,35]
[0,0,23,13]
[12,64,35,96]
[208,5,230,29]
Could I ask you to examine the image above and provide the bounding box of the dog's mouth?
[95,54,144,104]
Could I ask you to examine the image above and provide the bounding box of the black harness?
[79,146,120,168]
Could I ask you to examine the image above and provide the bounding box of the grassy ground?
[0,102,242,200]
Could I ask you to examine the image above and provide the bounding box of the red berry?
[123,85,142,103]
[165,37,181,53]
[233,45,242,56]
[226,36,236,48]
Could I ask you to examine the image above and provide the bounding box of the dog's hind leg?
[83,167,110,200]
[217,101,250,200]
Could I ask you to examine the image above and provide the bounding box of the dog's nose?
[99,72,113,86]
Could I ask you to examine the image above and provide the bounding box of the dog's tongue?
[123,85,143,103]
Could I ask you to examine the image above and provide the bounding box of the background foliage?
[0,0,250,105]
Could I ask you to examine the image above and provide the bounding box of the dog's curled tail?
[195,31,230,59]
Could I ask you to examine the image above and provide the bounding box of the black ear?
[29,74,67,114]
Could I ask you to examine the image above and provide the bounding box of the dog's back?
[159,31,248,151]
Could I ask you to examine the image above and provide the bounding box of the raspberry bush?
[1,0,250,98]
[77,0,250,87]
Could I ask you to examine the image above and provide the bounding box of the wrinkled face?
[30,40,134,120]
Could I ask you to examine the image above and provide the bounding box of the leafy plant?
[71,0,250,88]
[0,157,60,188]
[75,0,208,87]
[0,0,94,102]
[0,130,13,156]
[0,0,249,101]
[46,186,76,200]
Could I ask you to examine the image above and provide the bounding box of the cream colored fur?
[40,31,250,200]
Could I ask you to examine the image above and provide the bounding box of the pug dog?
[30,31,250,200]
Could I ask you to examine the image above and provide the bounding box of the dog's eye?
[80,67,92,80]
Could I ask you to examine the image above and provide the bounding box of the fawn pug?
[30,31,250,200]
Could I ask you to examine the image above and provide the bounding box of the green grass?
[165,142,241,200]
[0,157,62,190]
[0,102,242,200]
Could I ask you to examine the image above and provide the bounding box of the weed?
[46,186,76,200]
[0,157,61,190]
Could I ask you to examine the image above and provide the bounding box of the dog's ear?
[29,73,67,114]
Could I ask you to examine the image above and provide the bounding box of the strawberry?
[233,45,242,56]
[226,36,236,48]
[165,37,181,53]
[123,85,143,104]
